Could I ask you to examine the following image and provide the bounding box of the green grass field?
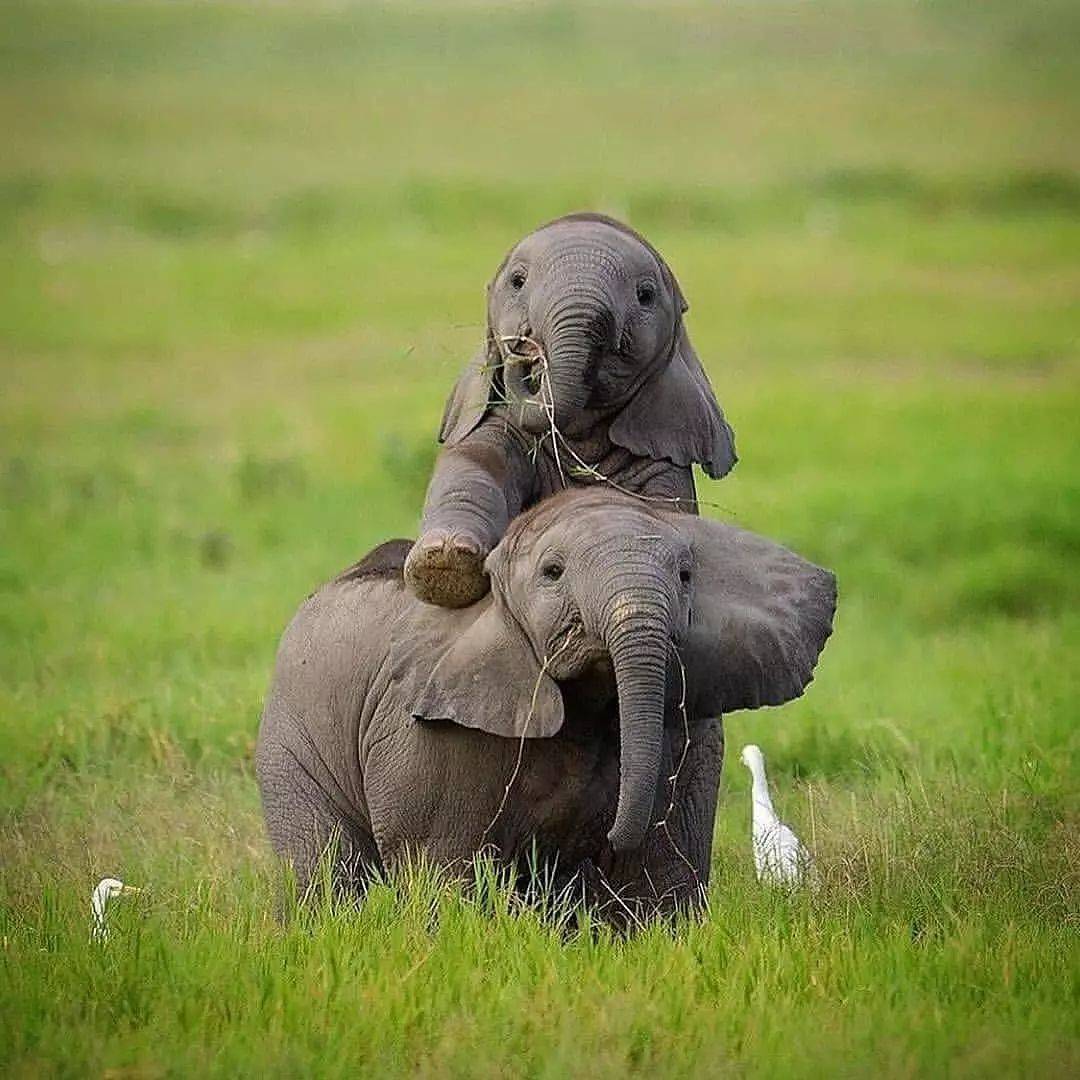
[2,1,1078,1075]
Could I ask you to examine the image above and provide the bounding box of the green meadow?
[1,1,1078,1075]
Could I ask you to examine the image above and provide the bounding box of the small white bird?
[740,744,815,887]
[90,877,142,943]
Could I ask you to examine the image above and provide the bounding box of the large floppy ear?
[609,309,736,481]
[668,513,837,716]
[391,590,564,739]
[438,343,497,446]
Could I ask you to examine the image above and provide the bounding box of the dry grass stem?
[480,628,580,845]
[653,644,703,899]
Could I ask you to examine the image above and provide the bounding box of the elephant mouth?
[546,618,583,662]
[544,618,607,679]
[500,342,552,435]
[503,337,547,399]
[523,362,543,396]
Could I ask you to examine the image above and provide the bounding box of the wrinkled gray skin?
[403,213,737,609]
[258,490,835,924]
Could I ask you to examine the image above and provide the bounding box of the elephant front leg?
[405,422,534,608]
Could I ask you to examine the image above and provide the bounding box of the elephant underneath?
[256,490,836,923]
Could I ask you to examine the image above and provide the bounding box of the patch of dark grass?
[1,456,35,502]
[816,474,1080,626]
[761,726,889,782]
[977,170,1080,215]
[813,166,1080,215]
[111,407,198,447]
[940,556,1069,622]
[813,166,928,204]
[6,168,1076,248]
[376,432,437,506]
[0,175,244,239]
[6,706,197,811]
[130,193,240,240]
[198,529,233,570]
[0,174,46,227]
[626,188,740,232]
[814,780,1080,927]
[236,454,305,503]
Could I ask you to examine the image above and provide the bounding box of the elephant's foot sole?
[404,535,489,608]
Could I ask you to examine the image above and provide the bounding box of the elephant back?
[334,539,412,588]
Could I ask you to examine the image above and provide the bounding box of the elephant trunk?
[543,298,612,411]
[509,291,614,434]
[603,583,672,852]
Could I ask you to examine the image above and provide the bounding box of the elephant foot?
[404,530,490,608]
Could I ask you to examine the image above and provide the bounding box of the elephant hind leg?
[257,741,382,903]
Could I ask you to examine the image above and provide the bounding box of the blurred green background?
[1,2,1078,1076]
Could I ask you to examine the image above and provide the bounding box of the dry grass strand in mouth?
[492,332,568,488]
[491,332,734,518]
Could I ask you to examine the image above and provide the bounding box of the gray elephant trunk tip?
[607,809,651,853]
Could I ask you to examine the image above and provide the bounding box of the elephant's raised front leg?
[405,420,535,608]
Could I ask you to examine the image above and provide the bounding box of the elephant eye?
[509,268,528,291]
[636,279,656,306]
[541,561,564,582]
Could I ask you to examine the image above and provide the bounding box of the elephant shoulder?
[293,538,412,654]
[333,538,412,587]
[279,539,411,658]
[270,546,412,722]
[277,539,413,681]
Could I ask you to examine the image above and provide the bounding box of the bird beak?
[120,885,143,895]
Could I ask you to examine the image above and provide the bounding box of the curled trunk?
[508,299,611,434]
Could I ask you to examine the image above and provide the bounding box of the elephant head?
[438,213,736,478]
[396,490,836,853]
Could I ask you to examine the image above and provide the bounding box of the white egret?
[739,744,815,887]
[90,877,141,943]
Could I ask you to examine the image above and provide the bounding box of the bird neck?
[749,767,777,822]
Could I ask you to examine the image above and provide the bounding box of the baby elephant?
[257,490,836,924]
[404,212,737,609]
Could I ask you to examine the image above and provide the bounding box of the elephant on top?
[404,213,737,609]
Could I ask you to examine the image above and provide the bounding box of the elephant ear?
[391,591,564,739]
[609,323,737,480]
[667,513,837,715]
[438,344,497,446]
[553,212,735,477]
